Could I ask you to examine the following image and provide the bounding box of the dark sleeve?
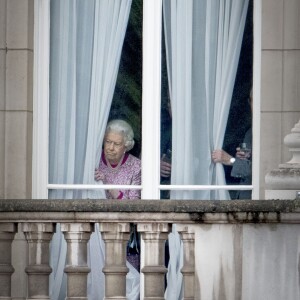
[231,158,252,178]
[231,128,252,178]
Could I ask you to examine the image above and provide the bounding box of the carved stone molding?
[265,120,300,199]
[0,223,17,300]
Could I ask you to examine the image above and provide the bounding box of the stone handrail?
[1,199,300,221]
[0,199,300,299]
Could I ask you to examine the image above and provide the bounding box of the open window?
[33,0,261,200]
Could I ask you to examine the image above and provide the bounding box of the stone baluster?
[177,225,195,300]
[61,223,93,300]
[138,223,171,300]
[0,223,17,300]
[265,120,300,199]
[22,223,55,300]
[98,222,130,300]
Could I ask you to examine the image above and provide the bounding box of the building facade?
[0,1,300,299]
[0,0,300,200]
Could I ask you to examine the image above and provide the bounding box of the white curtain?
[163,0,249,200]
[163,1,249,298]
[48,1,139,299]
[49,0,132,198]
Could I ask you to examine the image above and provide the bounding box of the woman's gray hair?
[105,119,135,151]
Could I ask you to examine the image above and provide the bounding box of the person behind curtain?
[94,119,141,273]
[160,99,172,199]
[211,91,253,199]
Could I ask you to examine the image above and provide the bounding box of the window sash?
[33,0,261,200]
[32,0,50,199]
[251,0,262,199]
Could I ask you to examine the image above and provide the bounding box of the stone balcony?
[0,199,300,300]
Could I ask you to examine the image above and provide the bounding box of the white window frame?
[32,0,261,200]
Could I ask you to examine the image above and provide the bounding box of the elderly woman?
[50,121,141,300]
[95,119,141,199]
[94,119,141,298]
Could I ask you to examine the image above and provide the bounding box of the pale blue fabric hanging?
[163,0,249,200]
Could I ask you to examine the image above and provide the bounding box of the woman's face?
[103,131,127,164]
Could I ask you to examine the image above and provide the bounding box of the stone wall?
[0,2,33,299]
[0,0,33,199]
[260,0,300,198]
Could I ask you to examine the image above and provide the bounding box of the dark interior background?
[110,0,253,185]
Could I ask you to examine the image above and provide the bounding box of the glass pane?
[104,0,143,200]
[161,0,253,200]
[48,189,93,199]
[109,0,143,159]
[48,187,142,200]
[48,0,142,200]
[222,0,253,200]
[160,20,172,199]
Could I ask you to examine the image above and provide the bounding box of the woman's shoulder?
[126,154,141,167]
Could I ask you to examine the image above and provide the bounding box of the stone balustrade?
[0,199,300,299]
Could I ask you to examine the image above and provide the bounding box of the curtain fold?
[48,1,137,299]
[82,0,133,199]
[49,0,132,198]
[163,0,249,200]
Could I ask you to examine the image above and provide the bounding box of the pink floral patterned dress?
[99,151,141,199]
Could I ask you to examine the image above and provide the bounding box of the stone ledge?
[0,211,300,224]
[0,199,299,213]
